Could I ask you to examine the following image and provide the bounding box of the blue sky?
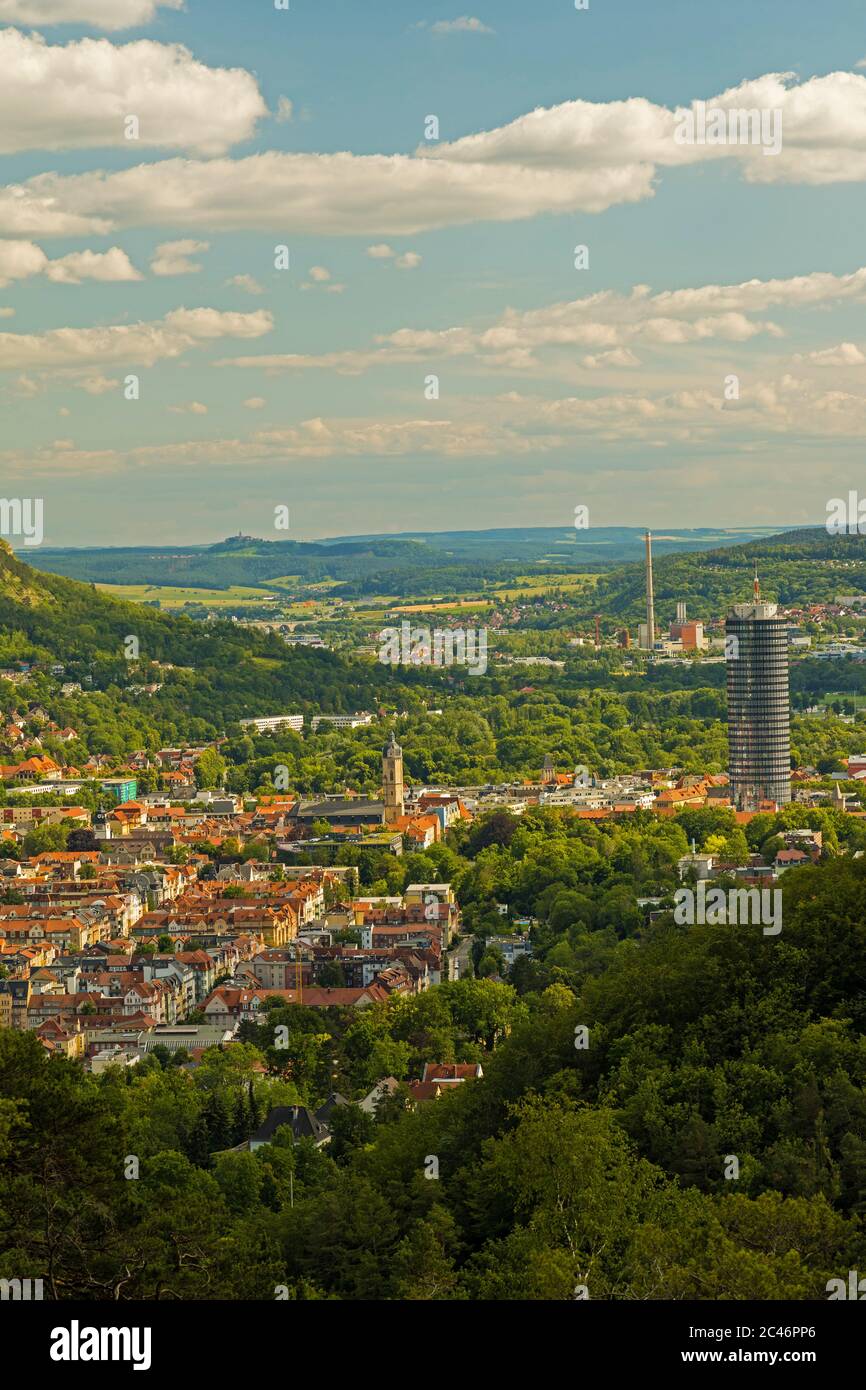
[2,0,866,544]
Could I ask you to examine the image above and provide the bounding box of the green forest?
[3,813,866,1300]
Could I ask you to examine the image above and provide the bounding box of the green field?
[819,692,866,709]
[491,573,599,600]
[96,583,277,608]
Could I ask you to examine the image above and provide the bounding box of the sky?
[2,0,866,546]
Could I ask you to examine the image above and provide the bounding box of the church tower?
[382,732,404,825]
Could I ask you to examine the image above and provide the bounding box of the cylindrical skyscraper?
[726,577,791,810]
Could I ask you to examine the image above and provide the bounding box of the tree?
[195,748,226,790]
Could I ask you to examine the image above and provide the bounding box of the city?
[1,0,866,1362]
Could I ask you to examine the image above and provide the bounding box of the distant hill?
[586,527,866,625]
[23,525,798,595]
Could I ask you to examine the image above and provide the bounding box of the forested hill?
[26,525,789,595]
[588,528,866,626]
[0,541,392,727]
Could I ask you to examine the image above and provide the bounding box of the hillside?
[583,528,866,627]
[25,526,791,596]
[0,541,397,735]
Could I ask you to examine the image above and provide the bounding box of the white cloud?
[5,70,866,245]
[0,149,656,240]
[302,266,345,292]
[0,29,265,157]
[9,369,120,396]
[423,71,866,190]
[0,306,272,370]
[243,396,266,409]
[77,374,121,394]
[583,348,640,368]
[226,274,264,295]
[45,247,142,284]
[0,239,141,286]
[0,240,48,285]
[13,364,866,483]
[225,266,866,376]
[795,342,866,366]
[426,17,494,35]
[367,244,422,269]
[150,238,208,276]
[275,96,294,123]
[168,400,208,414]
[0,0,184,29]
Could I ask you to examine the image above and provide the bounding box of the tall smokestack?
[645,530,655,650]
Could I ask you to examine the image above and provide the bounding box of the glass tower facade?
[726,601,791,810]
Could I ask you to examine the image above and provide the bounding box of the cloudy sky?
[2,0,866,545]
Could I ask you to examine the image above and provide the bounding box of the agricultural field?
[96,583,277,609]
[490,573,599,600]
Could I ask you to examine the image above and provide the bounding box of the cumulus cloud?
[0,29,265,156]
[0,239,141,286]
[422,71,866,189]
[275,96,294,123]
[367,246,423,270]
[226,274,264,295]
[583,348,641,369]
[224,265,866,376]
[11,69,866,240]
[301,266,345,292]
[45,247,143,284]
[794,342,866,366]
[11,367,866,486]
[0,150,657,239]
[427,17,494,35]
[0,306,272,370]
[243,396,266,409]
[150,239,208,276]
[0,241,49,285]
[168,400,208,415]
[77,374,122,394]
[0,0,184,28]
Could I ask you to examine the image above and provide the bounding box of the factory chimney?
[644,530,655,650]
